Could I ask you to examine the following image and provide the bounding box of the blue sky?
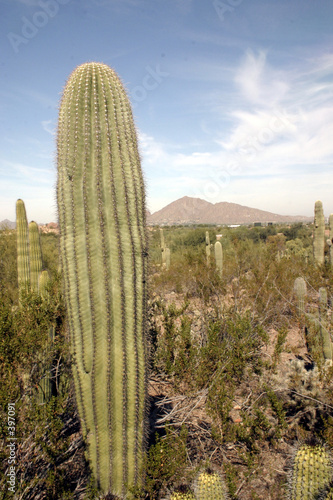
[1,0,333,222]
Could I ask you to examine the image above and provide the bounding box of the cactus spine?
[57,62,148,497]
[215,241,223,276]
[16,199,30,293]
[313,200,325,265]
[29,221,43,292]
[293,277,307,316]
[288,443,332,500]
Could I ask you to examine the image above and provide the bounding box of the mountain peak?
[148,197,311,225]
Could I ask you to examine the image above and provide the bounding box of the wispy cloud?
[42,120,56,136]
[1,159,54,185]
[140,49,333,215]
[234,49,289,106]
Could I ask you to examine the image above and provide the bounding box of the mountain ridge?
[147,196,313,225]
[0,196,313,228]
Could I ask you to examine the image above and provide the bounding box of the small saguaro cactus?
[318,287,332,364]
[293,277,307,316]
[288,443,333,500]
[205,231,211,265]
[28,221,43,293]
[57,62,148,497]
[329,214,333,267]
[165,246,171,270]
[160,227,167,267]
[313,200,325,265]
[16,199,30,292]
[38,269,50,300]
[215,240,223,276]
[195,469,228,500]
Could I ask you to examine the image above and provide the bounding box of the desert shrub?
[0,274,93,499]
[0,228,17,302]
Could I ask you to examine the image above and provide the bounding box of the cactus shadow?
[148,395,173,446]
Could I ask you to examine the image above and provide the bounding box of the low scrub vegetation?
[1,222,333,499]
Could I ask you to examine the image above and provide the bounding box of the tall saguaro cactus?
[16,199,30,292]
[57,62,148,497]
[313,200,325,265]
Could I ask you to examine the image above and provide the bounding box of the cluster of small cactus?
[288,443,333,499]
[205,232,223,276]
[16,199,45,295]
[16,199,54,402]
[57,62,148,498]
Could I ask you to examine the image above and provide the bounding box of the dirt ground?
[148,291,327,499]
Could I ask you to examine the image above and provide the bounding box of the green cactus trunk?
[215,241,223,277]
[57,62,148,497]
[329,214,333,267]
[313,200,325,265]
[293,277,307,316]
[160,228,167,268]
[28,221,43,292]
[288,444,332,500]
[318,287,332,364]
[38,269,50,299]
[16,199,30,293]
